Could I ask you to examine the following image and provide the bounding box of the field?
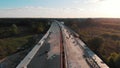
[0,35,33,59]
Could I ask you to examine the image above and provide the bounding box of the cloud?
[99,0,105,1]
[0,7,84,18]
[72,0,81,4]
[82,0,104,4]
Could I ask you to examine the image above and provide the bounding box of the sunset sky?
[0,0,120,18]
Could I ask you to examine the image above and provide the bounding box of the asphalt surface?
[27,22,61,68]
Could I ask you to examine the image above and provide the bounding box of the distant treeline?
[0,18,52,38]
[0,18,51,27]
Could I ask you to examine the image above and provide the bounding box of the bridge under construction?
[16,20,109,68]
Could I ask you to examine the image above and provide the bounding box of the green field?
[0,35,33,59]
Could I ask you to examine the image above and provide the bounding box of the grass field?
[0,34,34,59]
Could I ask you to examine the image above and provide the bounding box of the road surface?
[27,22,61,68]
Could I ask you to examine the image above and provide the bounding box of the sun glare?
[99,0,120,17]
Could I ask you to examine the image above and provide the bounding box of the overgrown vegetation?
[64,18,120,68]
[0,35,32,59]
[11,24,19,35]
[0,18,50,60]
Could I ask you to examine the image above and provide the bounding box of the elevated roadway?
[17,20,109,68]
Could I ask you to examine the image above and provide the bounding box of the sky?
[0,0,120,18]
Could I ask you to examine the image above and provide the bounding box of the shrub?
[11,24,19,35]
[88,37,104,52]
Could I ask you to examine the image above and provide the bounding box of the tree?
[30,22,48,33]
[114,54,120,67]
[88,37,104,52]
[11,24,19,35]
[107,52,120,68]
[36,23,44,33]
[107,52,117,67]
